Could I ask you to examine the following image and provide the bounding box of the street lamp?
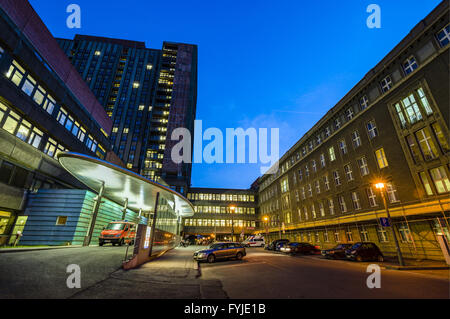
[229,205,236,242]
[263,216,269,241]
[375,182,405,266]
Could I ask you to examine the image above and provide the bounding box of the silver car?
[193,242,246,263]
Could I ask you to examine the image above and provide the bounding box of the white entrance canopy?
[58,152,194,217]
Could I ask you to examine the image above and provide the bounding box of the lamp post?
[229,205,236,242]
[375,182,405,266]
[263,216,269,241]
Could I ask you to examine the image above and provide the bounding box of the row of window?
[282,224,413,245]
[194,206,256,215]
[0,101,67,158]
[188,193,255,202]
[4,59,105,158]
[184,219,256,228]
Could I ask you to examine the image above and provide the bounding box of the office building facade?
[57,35,198,194]
[0,0,116,245]
[185,188,258,241]
[257,2,449,261]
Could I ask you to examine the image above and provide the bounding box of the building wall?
[257,1,450,261]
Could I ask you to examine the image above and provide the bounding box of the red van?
[99,221,136,246]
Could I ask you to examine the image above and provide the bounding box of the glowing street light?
[229,205,236,242]
[374,181,405,266]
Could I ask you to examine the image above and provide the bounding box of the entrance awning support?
[148,192,160,257]
[83,181,105,247]
[121,198,129,220]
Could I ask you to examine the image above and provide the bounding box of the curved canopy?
[58,152,194,217]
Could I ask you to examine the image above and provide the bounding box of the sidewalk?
[70,245,228,299]
[382,256,450,270]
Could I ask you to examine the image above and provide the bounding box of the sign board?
[144,227,151,249]
[379,218,391,227]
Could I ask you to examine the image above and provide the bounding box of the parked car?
[265,239,289,251]
[345,242,384,262]
[242,235,265,247]
[99,221,136,246]
[321,244,353,259]
[193,242,246,263]
[280,242,321,255]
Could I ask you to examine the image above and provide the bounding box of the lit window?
[328,146,336,162]
[394,103,407,128]
[377,226,389,242]
[320,153,326,167]
[419,171,434,196]
[28,127,43,149]
[146,64,153,70]
[401,94,423,124]
[94,51,101,56]
[406,135,422,164]
[133,82,140,88]
[328,198,335,215]
[436,24,450,47]
[16,120,31,141]
[375,148,389,169]
[2,110,20,134]
[403,56,418,75]
[416,88,433,115]
[415,127,439,161]
[430,167,450,194]
[21,76,36,96]
[398,225,412,243]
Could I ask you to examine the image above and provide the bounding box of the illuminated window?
[351,192,361,210]
[415,127,439,161]
[430,166,450,194]
[366,187,378,207]
[344,164,354,181]
[419,171,434,196]
[338,196,347,213]
[375,148,389,169]
[328,146,336,162]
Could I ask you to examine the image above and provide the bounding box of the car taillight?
[314,246,320,249]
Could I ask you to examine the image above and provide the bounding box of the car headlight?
[197,253,206,258]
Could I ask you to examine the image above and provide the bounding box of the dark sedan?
[345,242,384,262]
[265,239,289,251]
[321,244,353,259]
[280,242,321,255]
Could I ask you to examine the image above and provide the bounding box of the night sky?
[29,0,442,189]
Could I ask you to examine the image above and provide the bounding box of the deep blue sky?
[30,0,442,189]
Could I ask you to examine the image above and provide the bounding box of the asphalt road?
[0,245,132,298]
[200,248,450,299]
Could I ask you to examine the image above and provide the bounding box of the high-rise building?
[57,36,197,194]
[0,0,118,245]
[257,1,449,261]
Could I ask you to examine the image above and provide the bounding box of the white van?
[242,235,265,247]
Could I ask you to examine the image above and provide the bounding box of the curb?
[0,245,84,253]
[385,265,450,271]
